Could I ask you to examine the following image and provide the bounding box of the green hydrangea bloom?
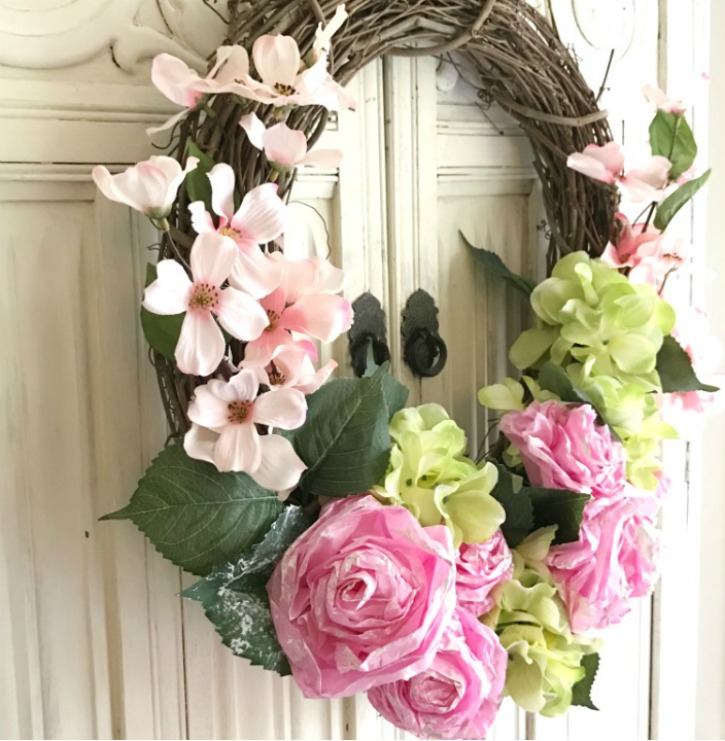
[374,404,505,547]
[486,528,600,717]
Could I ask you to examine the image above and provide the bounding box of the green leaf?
[537,362,584,403]
[654,169,711,230]
[462,233,537,297]
[101,444,283,575]
[183,506,314,675]
[140,263,184,360]
[489,465,535,547]
[649,111,697,180]
[292,366,394,497]
[656,334,719,393]
[185,141,216,208]
[571,653,600,711]
[378,362,410,418]
[526,487,590,545]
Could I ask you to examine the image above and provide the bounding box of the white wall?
[697,3,725,738]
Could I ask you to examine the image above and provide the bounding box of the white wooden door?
[0,1,667,739]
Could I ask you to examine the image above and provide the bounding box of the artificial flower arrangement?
[94,8,722,739]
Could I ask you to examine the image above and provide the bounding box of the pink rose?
[455,531,513,617]
[546,487,661,633]
[367,608,507,740]
[267,495,456,698]
[499,401,626,498]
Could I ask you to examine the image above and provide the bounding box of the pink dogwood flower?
[184,368,307,489]
[312,5,349,62]
[240,113,343,170]
[567,142,672,203]
[232,34,356,111]
[189,163,287,298]
[244,253,353,365]
[142,232,269,376]
[642,83,687,115]
[148,46,251,134]
[601,213,687,289]
[244,344,338,395]
[92,155,198,218]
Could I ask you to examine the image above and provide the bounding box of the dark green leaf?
[378,362,410,418]
[183,506,314,675]
[291,366,393,497]
[140,263,184,360]
[656,334,719,393]
[649,111,697,180]
[526,487,590,545]
[462,233,537,297]
[572,653,600,711]
[490,464,534,547]
[537,362,586,404]
[654,169,711,230]
[101,444,283,575]
[185,141,216,209]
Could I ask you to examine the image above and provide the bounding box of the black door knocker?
[401,289,448,378]
[348,292,391,378]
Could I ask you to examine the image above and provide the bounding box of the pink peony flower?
[92,155,198,218]
[546,488,661,633]
[184,367,307,490]
[455,530,513,617]
[244,253,353,366]
[240,113,343,170]
[601,213,687,290]
[267,495,456,698]
[189,163,287,298]
[142,233,269,376]
[499,401,627,498]
[567,142,671,203]
[367,608,507,740]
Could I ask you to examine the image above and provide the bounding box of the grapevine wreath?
[93,2,723,738]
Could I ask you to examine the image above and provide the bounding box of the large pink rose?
[455,530,513,617]
[267,495,456,698]
[367,608,507,740]
[546,487,661,633]
[499,400,626,498]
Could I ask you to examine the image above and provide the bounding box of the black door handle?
[401,289,448,378]
[348,292,391,377]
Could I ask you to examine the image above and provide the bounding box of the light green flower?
[374,404,505,547]
[488,529,600,717]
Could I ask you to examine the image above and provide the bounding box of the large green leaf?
[654,169,711,230]
[292,366,393,497]
[140,263,184,360]
[489,465,534,547]
[185,140,216,208]
[571,653,600,711]
[656,334,719,393]
[101,444,283,575]
[649,111,696,180]
[462,234,537,298]
[526,487,590,545]
[537,362,588,404]
[184,506,313,675]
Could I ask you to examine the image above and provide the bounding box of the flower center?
[268,362,286,386]
[227,400,252,424]
[219,226,242,241]
[274,82,297,96]
[188,282,220,312]
[266,310,281,331]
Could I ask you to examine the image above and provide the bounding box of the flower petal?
[299,147,343,169]
[281,294,353,342]
[189,201,216,234]
[151,53,203,107]
[143,260,192,315]
[214,423,262,473]
[263,123,308,167]
[228,241,283,299]
[232,183,287,243]
[253,387,307,429]
[295,358,337,395]
[183,424,219,465]
[216,287,269,341]
[175,311,225,376]
[253,434,307,492]
[207,163,236,223]
[207,45,250,87]
[190,232,237,285]
[239,112,267,151]
[566,153,617,184]
[228,368,261,401]
[187,383,231,429]
[252,34,301,88]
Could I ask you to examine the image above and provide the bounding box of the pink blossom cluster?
[267,495,512,739]
[500,400,664,633]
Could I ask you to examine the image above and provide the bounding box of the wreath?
[93,2,721,737]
